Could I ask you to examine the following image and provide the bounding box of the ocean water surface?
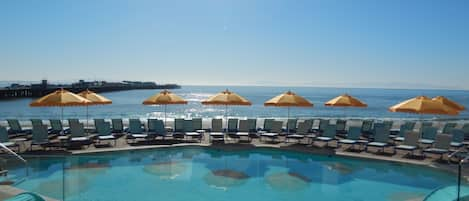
[0,86,468,120]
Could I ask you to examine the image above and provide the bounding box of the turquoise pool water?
[7,147,463,201]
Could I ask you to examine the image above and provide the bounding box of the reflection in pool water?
[6,147,463,201]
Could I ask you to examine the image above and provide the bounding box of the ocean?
[0,86,468,121]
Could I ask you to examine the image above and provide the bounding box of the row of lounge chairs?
[1,118,468,161]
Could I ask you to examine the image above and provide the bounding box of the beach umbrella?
[30,89,92,125]
[325,94,367,118]
[78,89,112,128]
[143,89,188,126]
[201,89,251,129]
[389,96,459,116]
[264,91,313,126]
[325,94,367,107]
[432,96,465,111]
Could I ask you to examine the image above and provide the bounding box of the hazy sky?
[1,0,468,89]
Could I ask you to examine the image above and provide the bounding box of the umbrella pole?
[287,107,290,135]
[164,104,167,127]
[86,105,89,133]
[225,105,228,131]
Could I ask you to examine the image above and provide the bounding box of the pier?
[0,80,181,99]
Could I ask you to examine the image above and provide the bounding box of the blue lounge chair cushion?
[451,142,463,147]
[210,132,224,136]
[339,139,356,144]
[287,134,304,139]
[424,148,449,154]
[394,137,404,141]
[236,132,249,136]
[419,139,434,144]
[368,142,387,147]
[185,132,200,136]
[98,135,115,140]
[71,137,89,141]
[261,133,278,137]
[395,145,417,150]
[131,134,148,138]
[316,136,333,141]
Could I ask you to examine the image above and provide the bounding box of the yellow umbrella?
[264,90,313,120]
[325,94,367,107]
[143,90,188,125]
[78,89,113,128]
[201,89,252,128]
[432,96,465,111]
[389,96,459,116]
[30,88,92,123]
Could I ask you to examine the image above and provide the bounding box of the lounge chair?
[184,120,202,142]
[383,120,393,136]
[338,126,364,151]
[315,124,337,147]
[227,119,239,141]
[360,119,374,137]
[365,123,392,154]
[419,121,433,135]
[0,126,19,152]
[315,119,330,134]
[30,125,51,151]
[260,121,283,142]
[286,119,298,133]
[462,123,469,140]
[7,119,30,136]
[423,134,452,161]
[419,126,437,145]
[95,122,117,146]
[209,119,224,142]
[94,119,105,133]
[391,121,414,136]
[393,125,411,142]
[441,122,457,134]
[192,118,203,132]
[285,121,309,143]
[261,119,274,132]
[394,131,420,158]
[126,119,146,142]
[111,119,125,134]
[30,119,43,127]
[173,118,185,139]
[247,119,258,138]
[69,122,92,148]
[336,119,347,135]
[66,119,80,134]
[450,129,464,148]
[303,119,314,133]
[235,120,250,142]
[153,119,171,140]
[49,119,64,134]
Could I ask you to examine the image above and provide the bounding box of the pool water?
[7,147,462,201]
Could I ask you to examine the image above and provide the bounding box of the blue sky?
[1,0,468,89]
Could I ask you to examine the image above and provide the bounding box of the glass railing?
[1,149,468,201]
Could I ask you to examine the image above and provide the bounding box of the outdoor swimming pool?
[5,147,463,201]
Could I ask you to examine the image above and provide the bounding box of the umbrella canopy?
[78,89,112,105]
[264,91,313,107]
[201,90,251,106]
[30,89,92,107]
[143,90,188,105]
[325,94,367,107]
[143,90,187,126]
[432,96,465,111]
[389,96,459,116]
